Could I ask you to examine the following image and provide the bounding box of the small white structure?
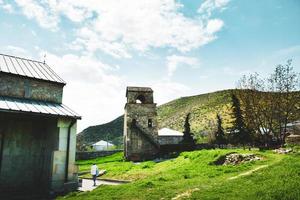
[158,128,184,145]
[92,140,115,151]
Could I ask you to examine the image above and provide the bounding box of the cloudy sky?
[0,0,299,132]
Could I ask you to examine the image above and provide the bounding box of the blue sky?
[0,0,299,131]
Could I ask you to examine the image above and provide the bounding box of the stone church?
[0,53,80,197]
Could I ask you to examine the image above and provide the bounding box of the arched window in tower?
[132,119,137,127]
[148,119,153,128]
[135,94,146,104]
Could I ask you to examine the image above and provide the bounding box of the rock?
[273,148,293,154]
[223,153,261,165]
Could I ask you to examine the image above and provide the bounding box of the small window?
[132,119,137,127]
[148,119,153,127]
[135,95,145,104]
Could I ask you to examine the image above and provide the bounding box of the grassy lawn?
[60,149,300,200]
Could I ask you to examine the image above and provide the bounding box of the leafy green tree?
[215,114,227,148]
[237,60,300,147]
[268,60,300,145]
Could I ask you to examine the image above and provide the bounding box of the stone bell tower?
[124,86,159,161]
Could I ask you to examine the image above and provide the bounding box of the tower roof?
[0,53,66,85]
[126,86,153,97]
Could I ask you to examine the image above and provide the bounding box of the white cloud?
[151,81,192,105]
[0,0,13,13]
[2,45,31,58]
[15,0,59,29]
[74,0,225,57]
[48,0,93,23]
[13,0,93,30]
[275,45,300,56]
[43,52,128,131]
[12,0,228,58]
[206,19,224,34]
[198,0,230,17]
[166,55,199,78]
[2,4,13,13]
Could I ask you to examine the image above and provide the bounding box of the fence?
[76,149,123,160]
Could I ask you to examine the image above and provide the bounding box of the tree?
[182,113,196,147]
[207,119,217,144]
[237,60,300,147]
[214,114,227,148]
[230,93,251,149]
[268,60,300,145]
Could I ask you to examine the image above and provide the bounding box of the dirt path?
[78,179,124,192]
[171,188,200,200]
[228,165,269,180]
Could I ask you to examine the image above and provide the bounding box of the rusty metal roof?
[0,96,81,119]
[0,53,65,84]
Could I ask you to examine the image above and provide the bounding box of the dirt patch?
[171,188,200,200]
[228,165,268,180]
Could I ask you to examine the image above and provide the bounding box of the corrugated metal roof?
[0,53,65,84]
[0,96,80,119]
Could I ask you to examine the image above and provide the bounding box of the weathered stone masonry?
[124,87,160,161]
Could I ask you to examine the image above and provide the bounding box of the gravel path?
[78,179,123,191]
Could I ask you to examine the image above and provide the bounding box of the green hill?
[77,89,235,147]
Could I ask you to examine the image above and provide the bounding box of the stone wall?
[76,149,123,160]
[0,73,63,103]
[124,103,159,161]
[286,135,300,145]
[158,136,183,145]
[51,118,78,193]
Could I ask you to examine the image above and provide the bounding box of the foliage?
[182,113,196,146]
[229,93,251,147]
[214,114,227,146]
[237,60,300,146]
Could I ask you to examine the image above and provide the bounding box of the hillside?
[77,89,235,146]
[157,89,234,133]
[77,116,124,147]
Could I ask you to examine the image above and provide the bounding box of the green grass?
[60,149,300,200]
[77,152,158,180]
